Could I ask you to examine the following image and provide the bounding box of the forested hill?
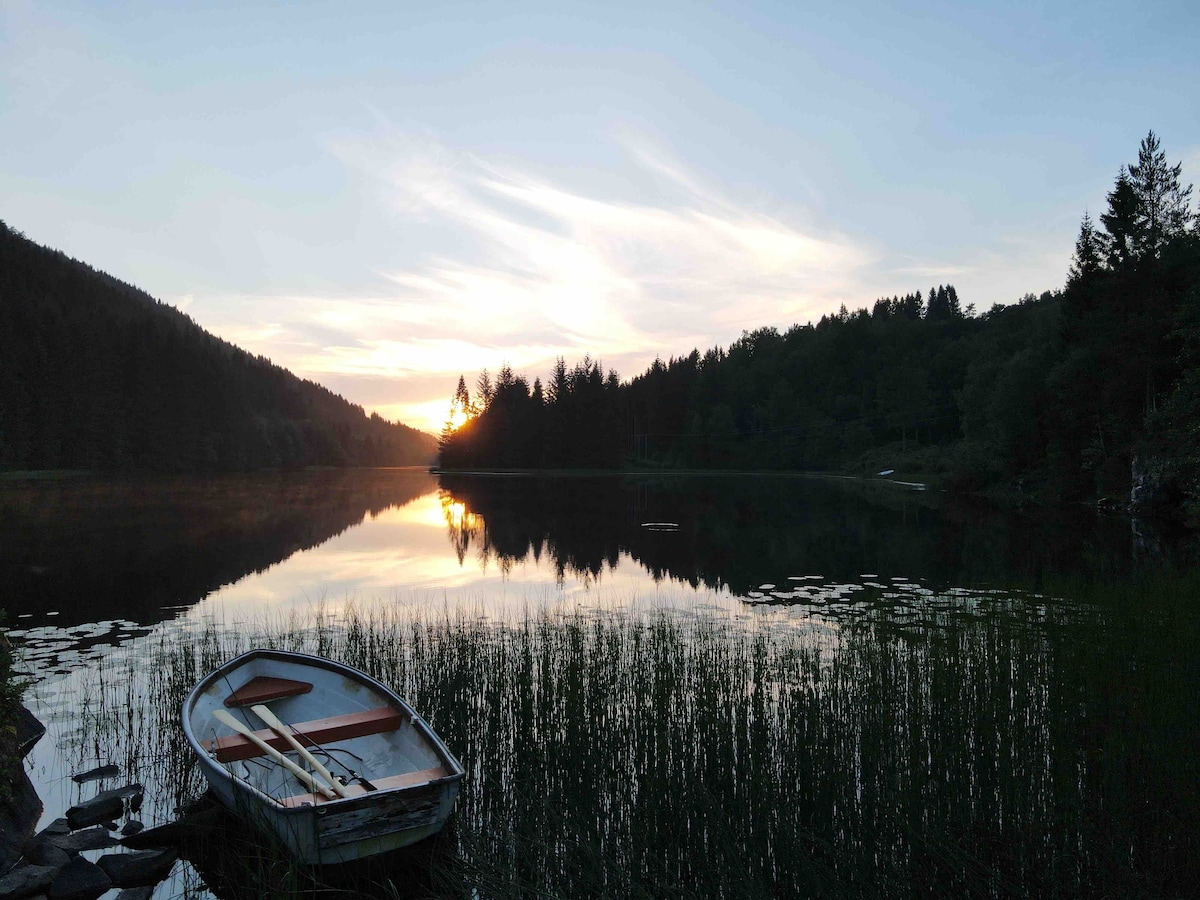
[440,132,1200,523]
[0,223,437,472]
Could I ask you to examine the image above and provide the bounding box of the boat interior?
[192,657,450,807]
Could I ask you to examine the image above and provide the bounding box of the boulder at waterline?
[22,837,71,869]
[32,819,69,840]
[65,785,142,830]
[69,764,120,784]
[96,848,177,886]
[0,863,56,899]
[47,827,119,853]
[120,804,223,850]
[47,856,111,900]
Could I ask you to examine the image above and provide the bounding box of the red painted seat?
[223,676,312,707]
[203,706,404,762]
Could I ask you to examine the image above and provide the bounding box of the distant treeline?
[0,224,436,472]
[440,132,1200,520]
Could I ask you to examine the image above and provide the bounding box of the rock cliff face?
[0,704,45,870]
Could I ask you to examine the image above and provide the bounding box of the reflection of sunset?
[441,495,480,532]
[177,482,744,625]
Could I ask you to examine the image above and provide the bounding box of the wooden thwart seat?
[203,706,404,762]
[278,765,449,808]
[223,676,312,707]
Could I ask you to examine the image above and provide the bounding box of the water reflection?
[434,472,1180,595]
[3,470,1189,639]
[0,469,437,626]
[6,470,1199,898]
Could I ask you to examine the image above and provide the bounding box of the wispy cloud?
[202,135,892,431]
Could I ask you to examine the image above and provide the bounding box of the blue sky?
[3,0,1197,432]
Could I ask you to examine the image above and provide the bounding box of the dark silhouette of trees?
[1128,130,1193,259]
[439,132,1200,520]
[0,223,437,472]
[1068,212,1103,288]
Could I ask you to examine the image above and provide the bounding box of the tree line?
[440,131,1200,521]
[0,224,437,472]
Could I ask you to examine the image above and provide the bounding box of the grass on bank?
[62,580,1200,899]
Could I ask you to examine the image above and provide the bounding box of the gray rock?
[47,827,119,853]
[0,864,56,899]
[22,838,71,868]
[0,767,42,871]
[65,784,142,830]
[121,805,223,850]
[70,764,119,784]
[120,820,144,837]
[115,888,154,900]
[33,819,70,840]
[95,849,177,887]
[47,857,111,900]
[64,798,122,831]
[15,705,46,757]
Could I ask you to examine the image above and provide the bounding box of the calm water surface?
[2,469,1196,897]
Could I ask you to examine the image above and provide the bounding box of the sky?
[3,0,1198,434]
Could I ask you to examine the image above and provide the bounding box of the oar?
[211,709,338,800]
[250,704,352,799]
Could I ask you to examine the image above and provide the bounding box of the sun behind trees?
[439,131,1200,521]
[440,358,622,469]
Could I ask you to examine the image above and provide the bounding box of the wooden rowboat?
[182,649,464,864]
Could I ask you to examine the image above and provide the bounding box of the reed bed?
[64,584,1199,899]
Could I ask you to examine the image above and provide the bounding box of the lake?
[3,469,1198,897]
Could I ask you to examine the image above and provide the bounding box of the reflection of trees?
[441,495,483,566]
[0,470,438,625]
[437,473,1154,594]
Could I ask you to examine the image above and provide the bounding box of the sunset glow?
[2,2,1195,435]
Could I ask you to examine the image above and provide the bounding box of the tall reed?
[65,582,1199,899]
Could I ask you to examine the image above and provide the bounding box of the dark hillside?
[0,223,436,471]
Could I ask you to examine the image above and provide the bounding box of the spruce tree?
[474,369,493,413]
[1068,211,1104,285]
[1127,130,1194,258]
[1100,168,1140,269]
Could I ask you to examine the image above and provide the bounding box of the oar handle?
[251,704,351,799]
[211,709,337,800]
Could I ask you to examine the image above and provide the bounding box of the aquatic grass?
[59,585,1200,899]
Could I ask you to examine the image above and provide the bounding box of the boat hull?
[199,758,460,863]
[184,649,464,865]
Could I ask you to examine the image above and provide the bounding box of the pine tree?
[547,357,568,405]
[474,369,493,413]
[454,375,470,414]
[1127,130,1194,259]
[945,285,962,318]
[1100,167,1140,270]
[1068,211,1104,285]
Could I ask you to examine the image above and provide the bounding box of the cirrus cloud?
[205,135,887,432]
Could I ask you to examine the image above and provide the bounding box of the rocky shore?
[0,705,177,900]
